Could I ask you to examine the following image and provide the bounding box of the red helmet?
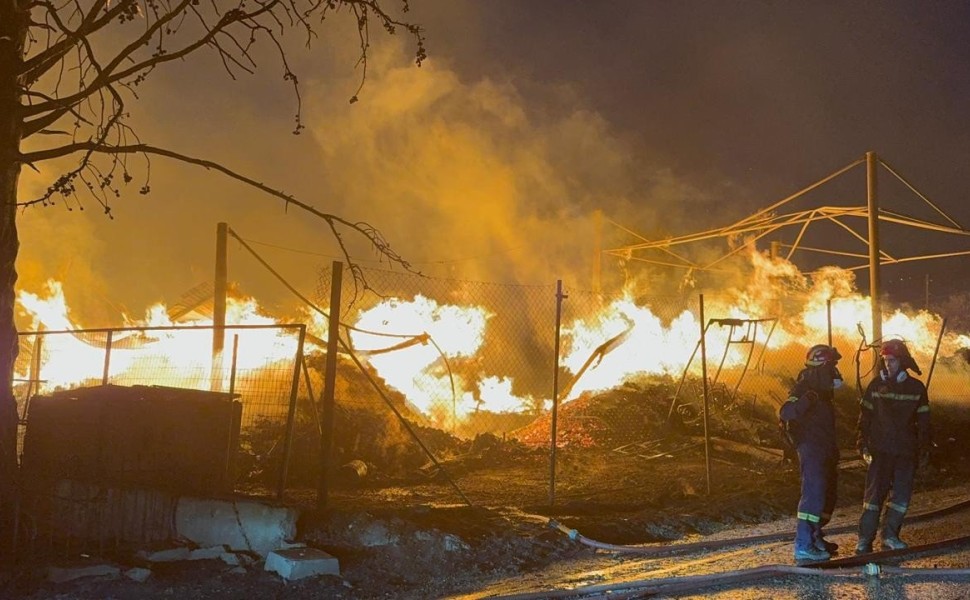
[880,339,909,358]
[880,338,922,374]
[805,344,841,367]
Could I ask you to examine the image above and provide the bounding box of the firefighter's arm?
[779,389,815,422]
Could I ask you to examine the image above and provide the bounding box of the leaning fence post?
[277,325,306,501]
[549,280,566,507]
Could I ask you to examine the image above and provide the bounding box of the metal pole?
[225,333,240,491]
[212,222,228,392]
[318,261,343,509]
[866,151,882,345]
[827,298,833,347]
[549,280,566,507]
[276,325,306,501]
[228,334,239,396]
[101,330,113,386]
[699,294,711,495]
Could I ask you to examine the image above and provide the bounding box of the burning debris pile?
[512,378,778,452]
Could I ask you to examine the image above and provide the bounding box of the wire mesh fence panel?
[12,327,304,516]
[313,267,970,509]
[313,265,561,507]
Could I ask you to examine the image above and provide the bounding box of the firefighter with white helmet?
[855,338,931,554]
[779,343,843,563]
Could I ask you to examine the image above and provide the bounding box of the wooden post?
[318,262,343,509]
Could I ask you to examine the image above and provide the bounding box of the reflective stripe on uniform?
[888,502,908,513]
[797,511,821,523]
[917,405,930,413]
[863,502,881,512]
[871,392,922,401]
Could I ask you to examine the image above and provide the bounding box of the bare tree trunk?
[0,0,26,553]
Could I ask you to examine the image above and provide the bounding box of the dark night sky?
[416,1,970,301]
[16,0,970,324]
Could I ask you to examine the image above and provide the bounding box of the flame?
[16,279,300,394]
[15,245,970,434]
[344,295,492,428]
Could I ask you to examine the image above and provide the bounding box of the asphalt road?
[453,484,970,599]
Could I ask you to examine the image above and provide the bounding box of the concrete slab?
[175,497,298,557]
[264,547,340,581]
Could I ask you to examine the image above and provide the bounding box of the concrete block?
[264,547,340,581]
[175,497,298,557]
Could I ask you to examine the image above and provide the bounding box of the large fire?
[16,281,302,393]
[14,249,970,434]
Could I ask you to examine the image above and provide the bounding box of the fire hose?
[547,495,970,556]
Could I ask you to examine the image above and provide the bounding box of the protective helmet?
[880,338,922,375]
[805,344,842,367]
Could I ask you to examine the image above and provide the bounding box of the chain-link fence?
[12,267,964,556]
[310,264,964,509]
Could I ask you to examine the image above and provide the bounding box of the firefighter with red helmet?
[780,343,843,563]
[855,338,931,554]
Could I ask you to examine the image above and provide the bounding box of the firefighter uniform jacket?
[780,380,838,451]
[857,371,930,457]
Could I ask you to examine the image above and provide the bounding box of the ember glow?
[15,250,970,433]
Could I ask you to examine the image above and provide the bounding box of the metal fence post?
[101,330,113,386]
[549,280,566,507]
[277,325,307,501]
[699,294,712,495]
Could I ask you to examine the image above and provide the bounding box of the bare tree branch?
[19,140,414,293]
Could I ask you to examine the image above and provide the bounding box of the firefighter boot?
[814,529,839,555]
[881,508,908,550]
[855,508,879,555]
[794,519,830,563]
